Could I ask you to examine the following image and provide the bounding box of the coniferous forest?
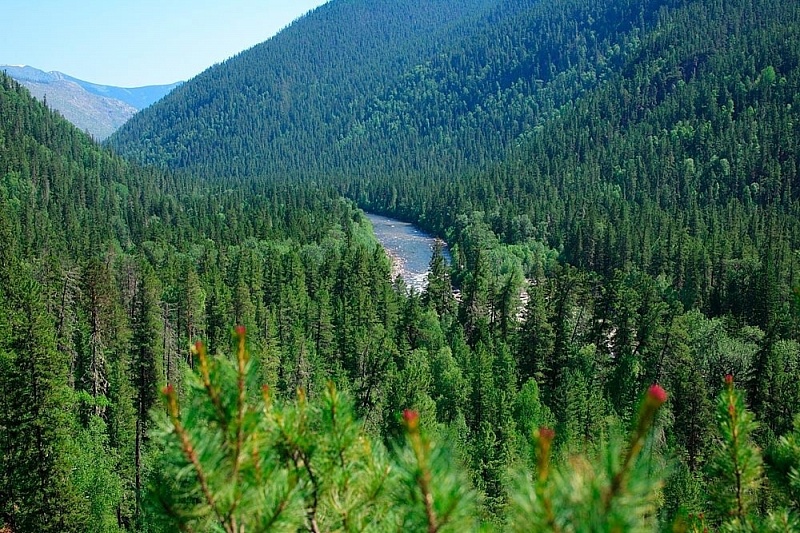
[3,0,800,530]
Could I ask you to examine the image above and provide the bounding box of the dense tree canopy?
[3,0,800,528]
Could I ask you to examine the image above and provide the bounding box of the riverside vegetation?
[2,0,800,530]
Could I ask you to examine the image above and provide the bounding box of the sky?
[1,0,330,87]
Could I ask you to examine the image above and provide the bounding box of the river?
[365,212,450,292]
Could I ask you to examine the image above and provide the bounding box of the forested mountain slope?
[108,0,506,174]
[110,0,800,320]
[0,74,404,530]
[112,0,796,185]
[6,0,800,529]
[347,0,800,315]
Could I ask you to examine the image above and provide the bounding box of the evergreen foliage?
[146,334,800,531]
[2,0,800,527]
[147,327,477,532]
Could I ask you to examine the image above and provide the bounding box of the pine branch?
[228,325,249,519]
[724,376,756,523]
[403,409,439,533]
[206,326,252,530]
[327,381,353,530]
[603,384,667,511]
[192,340,227,429]
[708,375,763,527]
[534,427,559,532]
[302,454,322,533]
[164,384,230,533]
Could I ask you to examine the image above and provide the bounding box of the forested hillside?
[108,0,505,173]
[110,0,800,320]
[4,0,800,529]
[0,74,410,530]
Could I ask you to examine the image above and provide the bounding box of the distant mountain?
[0,65,180,140]
[58,73,182,110]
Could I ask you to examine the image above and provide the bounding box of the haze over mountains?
[1,65,180,140]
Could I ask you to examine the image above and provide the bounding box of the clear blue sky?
[1,0,330,87]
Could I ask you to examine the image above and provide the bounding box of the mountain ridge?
[1,65,181,139]
[107,0,513,171]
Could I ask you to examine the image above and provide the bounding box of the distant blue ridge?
[0,65,181,110]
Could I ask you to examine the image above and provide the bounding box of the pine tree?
[516,282,554,387]
[130,262,163,521]
[423,241,455,318]
[79,257,114,418]
[0,265,87,531]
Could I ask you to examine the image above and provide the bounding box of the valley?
[2,0,800,530]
